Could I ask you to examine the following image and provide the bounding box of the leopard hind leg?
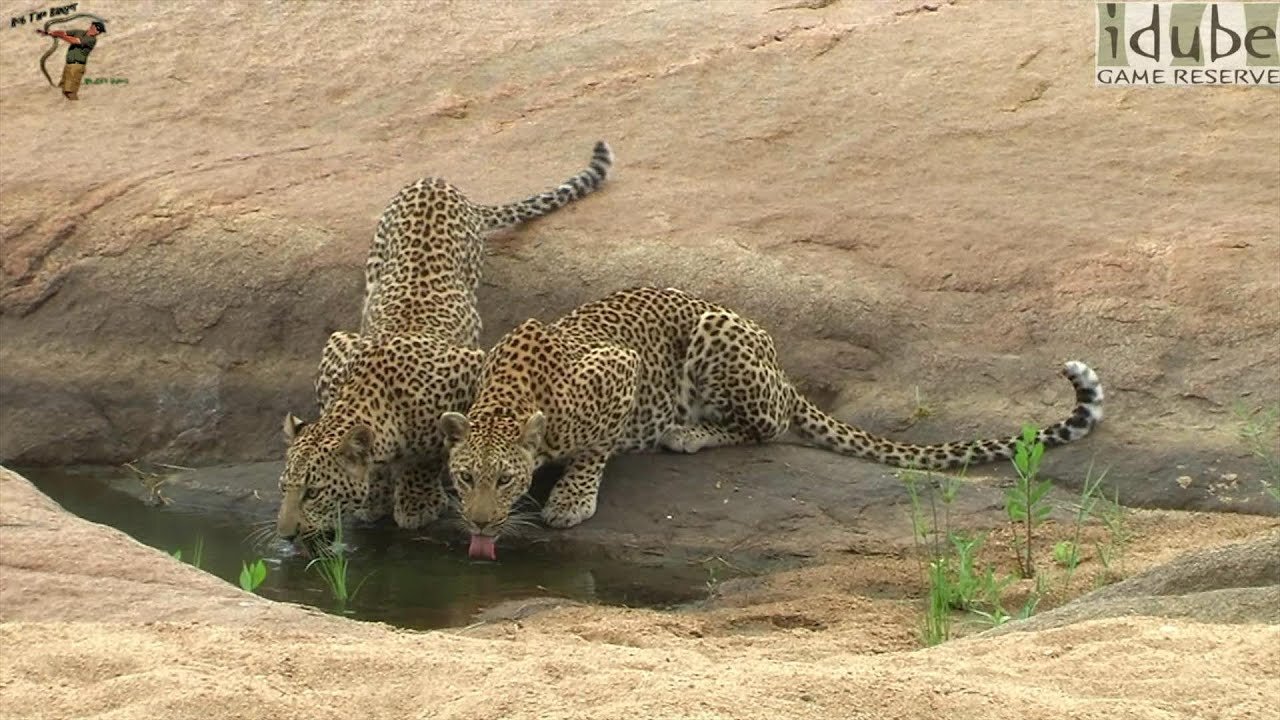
[660,310,793,454]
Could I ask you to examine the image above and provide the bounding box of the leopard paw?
[659,426,706,454]
[541,494,598,529]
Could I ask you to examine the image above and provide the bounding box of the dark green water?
[21,466,709,630]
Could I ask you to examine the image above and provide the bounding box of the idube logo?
[1096,2,1279,86]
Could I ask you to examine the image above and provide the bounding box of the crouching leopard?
[274,141,614,545]
[440,286,1104,560]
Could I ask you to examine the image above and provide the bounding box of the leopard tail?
[476,141,613,232]
[789,361,1104,471]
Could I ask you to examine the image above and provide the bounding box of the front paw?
[541,493,598,529]
[659,426,704,454]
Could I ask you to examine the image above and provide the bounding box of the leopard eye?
[302,486,319,500]
[453,471,473,488]
[496,473,517,489]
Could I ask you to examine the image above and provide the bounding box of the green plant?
[903,466,1017,645]
[1018,595,1041,619]
[897,386,936,431]
[170,536,205,569]
[903,470,934,570]
[705,563,720,593]
[239,559,268,593]
[904,469,951,645]
[1052,540,1079,569]
[1093,487,1131,584]
[1006,425,1052,579]
[1233,402,1280,503]
[1057,460,1110,594]
[970,604,1011,628]
[305,512,370,605]
[946,532,1015,612]
[976,570,1047,629]
[922,557,952,644]
[1018,575,1047,619]
[954,534,1017,630]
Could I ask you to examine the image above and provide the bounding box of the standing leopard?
[440,286,1104,560]
[274,141,614,545]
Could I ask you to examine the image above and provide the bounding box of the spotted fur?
[274,142,614,543]
[441,286,1104,546]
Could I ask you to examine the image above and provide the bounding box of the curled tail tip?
[1062,360,1098,383]
[590,140,614,178]
[1062,358,1105,424]
[1061,360,1103,397]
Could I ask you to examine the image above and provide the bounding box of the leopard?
[274,141,614,546]
[439,286,1104,560]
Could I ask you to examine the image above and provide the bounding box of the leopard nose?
[277,518,299,540]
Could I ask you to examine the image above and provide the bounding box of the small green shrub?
[904,466,1018,645]
[1006,425,1053,579]
[947,532,1016,612]
[239,559,268,593]
[1052,540,1079,568]
[906,426,1141,644]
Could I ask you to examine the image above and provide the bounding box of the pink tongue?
[468,535,497,561]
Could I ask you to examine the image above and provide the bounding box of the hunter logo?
[1096,2,1280,86]
[31,6,109,101]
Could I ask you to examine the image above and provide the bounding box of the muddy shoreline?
[14,441,1114,573]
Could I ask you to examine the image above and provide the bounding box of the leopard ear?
[283,413,306,443]
[340,424,374,463]
[440,412,470,447]
[520,411,546,449]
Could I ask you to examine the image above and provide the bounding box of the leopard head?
[439,409,545,560]
[276,413,375,544]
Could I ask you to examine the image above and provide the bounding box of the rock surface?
[4,3,1280,717]
[984,530,1280,635]
[2,1,1278,515]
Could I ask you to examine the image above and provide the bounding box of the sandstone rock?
[1,3,1276,520]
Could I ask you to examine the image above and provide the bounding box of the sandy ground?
[3,467,1279,720]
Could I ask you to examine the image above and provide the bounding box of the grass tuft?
[170,536,205,569]
[305,510,370,606]
[903,465,1017,644]
[904,424,1123,646]
[1233,402,1280,503]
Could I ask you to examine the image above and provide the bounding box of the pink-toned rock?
[0,1,1276,517]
